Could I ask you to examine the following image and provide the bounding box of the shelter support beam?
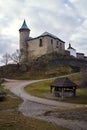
[62,88,64,99]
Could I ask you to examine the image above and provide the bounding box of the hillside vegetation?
[0,53,81,80]
[0,63,74,80]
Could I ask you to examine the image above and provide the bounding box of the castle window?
[60,43,62,49]
[39,39,43,47]
[20,48,24,54]
[57,41,59,45]
[51,39,53,44]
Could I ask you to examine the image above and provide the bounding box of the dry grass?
[25,79,52,98]
[0,111,68,130]
[0,96,22,110]
[0,64,73,80]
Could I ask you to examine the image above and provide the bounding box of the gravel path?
[4,79,87,130]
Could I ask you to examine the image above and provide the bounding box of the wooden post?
[62,88,64,99]
[73,87,76,97]
[50,86,52,93]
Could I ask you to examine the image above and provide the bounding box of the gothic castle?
[19,20,87,64]
[19,20,65,64]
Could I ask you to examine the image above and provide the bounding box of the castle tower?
[19,20,30,64]
[67,43,76,57]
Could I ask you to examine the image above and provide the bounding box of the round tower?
[19,20,30,64]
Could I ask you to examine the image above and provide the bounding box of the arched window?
[39,39,43,47]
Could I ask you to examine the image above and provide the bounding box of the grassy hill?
[0,63,74,80]
[0,53,81,80]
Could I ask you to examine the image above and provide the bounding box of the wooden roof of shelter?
[51,77,77,88]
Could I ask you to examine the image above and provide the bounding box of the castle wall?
[27,36,65,61]
[67,48,76,57]
[47,37,65,54]
[27,36,48,61]
[77,53,84,59]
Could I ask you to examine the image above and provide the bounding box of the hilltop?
[0,64,73,80]
[0,53,86,80]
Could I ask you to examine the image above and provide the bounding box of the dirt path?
[4,79,87,130]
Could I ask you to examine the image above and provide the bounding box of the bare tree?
[10,49,20,68]
[1,53,11,66]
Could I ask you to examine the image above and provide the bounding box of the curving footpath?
[4,79,87,130]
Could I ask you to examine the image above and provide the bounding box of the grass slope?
[25,73,87,104]
[0,64,73,80]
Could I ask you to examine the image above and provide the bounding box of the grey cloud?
[69,0,87,18]
[0,35,18,55]
[0,0,87,58]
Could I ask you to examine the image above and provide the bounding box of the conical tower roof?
[19,20,30,31]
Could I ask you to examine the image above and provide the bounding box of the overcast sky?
[0,0,87,61]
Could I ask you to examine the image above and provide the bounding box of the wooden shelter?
[50,77,77,99]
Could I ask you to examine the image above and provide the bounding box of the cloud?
[70,19,87,54]
[0,34,18,55]
[0,0,87,62]
[69,0,87,18]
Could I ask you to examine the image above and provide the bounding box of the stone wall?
[27,36,48,61]
[47,37,65,54]
[48,58,87,70]
[27,36,65,62]
[67,48,76,57]
[77,53,84,59]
